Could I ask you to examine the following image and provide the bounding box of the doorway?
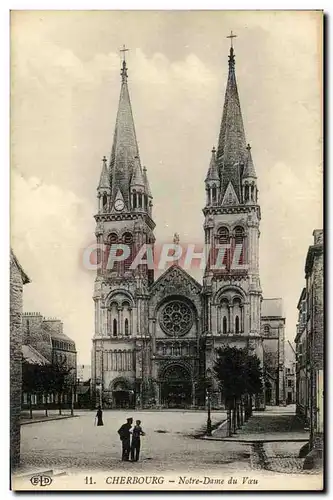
[160,364,192,408]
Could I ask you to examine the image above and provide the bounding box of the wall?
[10,253,29,469]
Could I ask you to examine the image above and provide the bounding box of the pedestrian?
[130,419,145,462]
[117,417,133,461]
[95,405,104,426]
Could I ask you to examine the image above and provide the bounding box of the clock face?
[114,199,125,211]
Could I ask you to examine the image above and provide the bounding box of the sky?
[11,10,322,364]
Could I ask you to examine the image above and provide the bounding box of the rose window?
[160,301,193,336]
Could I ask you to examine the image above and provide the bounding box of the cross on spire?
[226,30,237,49]
[120,44,129,62]
[120,45,129,82]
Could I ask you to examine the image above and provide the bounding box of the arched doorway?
[111,379,134,409]
[160,364,192,409]
[265,380,272,406]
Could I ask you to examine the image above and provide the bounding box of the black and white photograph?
[9,10,323,491]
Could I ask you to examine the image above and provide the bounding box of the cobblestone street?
[19,410,252,474]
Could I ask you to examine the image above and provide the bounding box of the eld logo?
[30,474,52,487]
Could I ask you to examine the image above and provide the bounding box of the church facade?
[91,43,285,409]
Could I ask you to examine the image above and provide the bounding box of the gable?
[221,181,240,206]
[151,265,202,297]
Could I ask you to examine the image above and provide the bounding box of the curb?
[199,437,309,443]
[20,415,79,426]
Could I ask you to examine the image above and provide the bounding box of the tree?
[213,346,263,435]
[22,361,71,417]
[22,362,38,418]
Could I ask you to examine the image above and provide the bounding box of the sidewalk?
[204,406,309,443]
[20,410,78,425]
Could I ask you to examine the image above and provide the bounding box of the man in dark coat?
[117,417,133,461]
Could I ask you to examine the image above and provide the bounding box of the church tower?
[92,52,155,408]
[203,37,263,405]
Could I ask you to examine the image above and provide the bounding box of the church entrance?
[111,380,134,409]
[160,364,192,408]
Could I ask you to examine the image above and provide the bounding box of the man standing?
[130,419,145,462]
[118,417,133,461]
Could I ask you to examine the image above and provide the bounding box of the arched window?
[244,184,249,202]
[133,191,137,209]
[264,325,270,335]
[235,315,240,333]
[113,318,117,337]
[209,188,212,205]
[220,298,229,334]
[251,184,255,202]
[233,297,242,333]
[138,193,142,208]
[108,233,119,273]
[124,318,129,336]
[234,226,245,265]
[212,186,217,205]
[123,232,133,272]
[102,194,108,212]
[217,227,230,269]
[144,195,148,210]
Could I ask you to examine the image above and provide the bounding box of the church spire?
[109,46,140,208]
[216,33,247,202]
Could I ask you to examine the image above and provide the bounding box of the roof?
[98,156,110,190]
[242,144,257,178]
[143,166,152,197]
[130,156,145,188]
[216,47,247,201]
[261,298,284,318]
[51,331,76,344]
[297,287,306,309]
[22,344,50,366]
[10,249,30,284]
[205,148,220,182]
[109,60,140,207]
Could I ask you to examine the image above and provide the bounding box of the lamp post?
[206,368,212,436]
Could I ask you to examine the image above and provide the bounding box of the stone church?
[91,42,286,409]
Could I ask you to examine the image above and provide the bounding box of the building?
[77,364,91,382]
[76,364,92,408]
[295,287,308,421]
[21,312,77,408]
[295,229,324,468]
[91,42,286,409]
[10,250,30,469]
[285,341,296,405]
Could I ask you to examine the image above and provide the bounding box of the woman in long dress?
[96,405,104,426]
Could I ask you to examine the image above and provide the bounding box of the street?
[20,410,252,473]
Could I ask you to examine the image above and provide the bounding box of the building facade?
[295,229,324,465]
[22,312,77,407]
[295,288,309,420]
[91,44,285,409]
[10,250,30,469]
[285,341,296,405]
[261,299,286,406]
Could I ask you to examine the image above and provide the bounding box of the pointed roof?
[205,147,220,183]
[216,46,247,200]
[131,156,145,188]
[98,156,110,190]
[109,59,140,206]
[143,166,152,197]
[10,249,30,284]
[243,144,257,178]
